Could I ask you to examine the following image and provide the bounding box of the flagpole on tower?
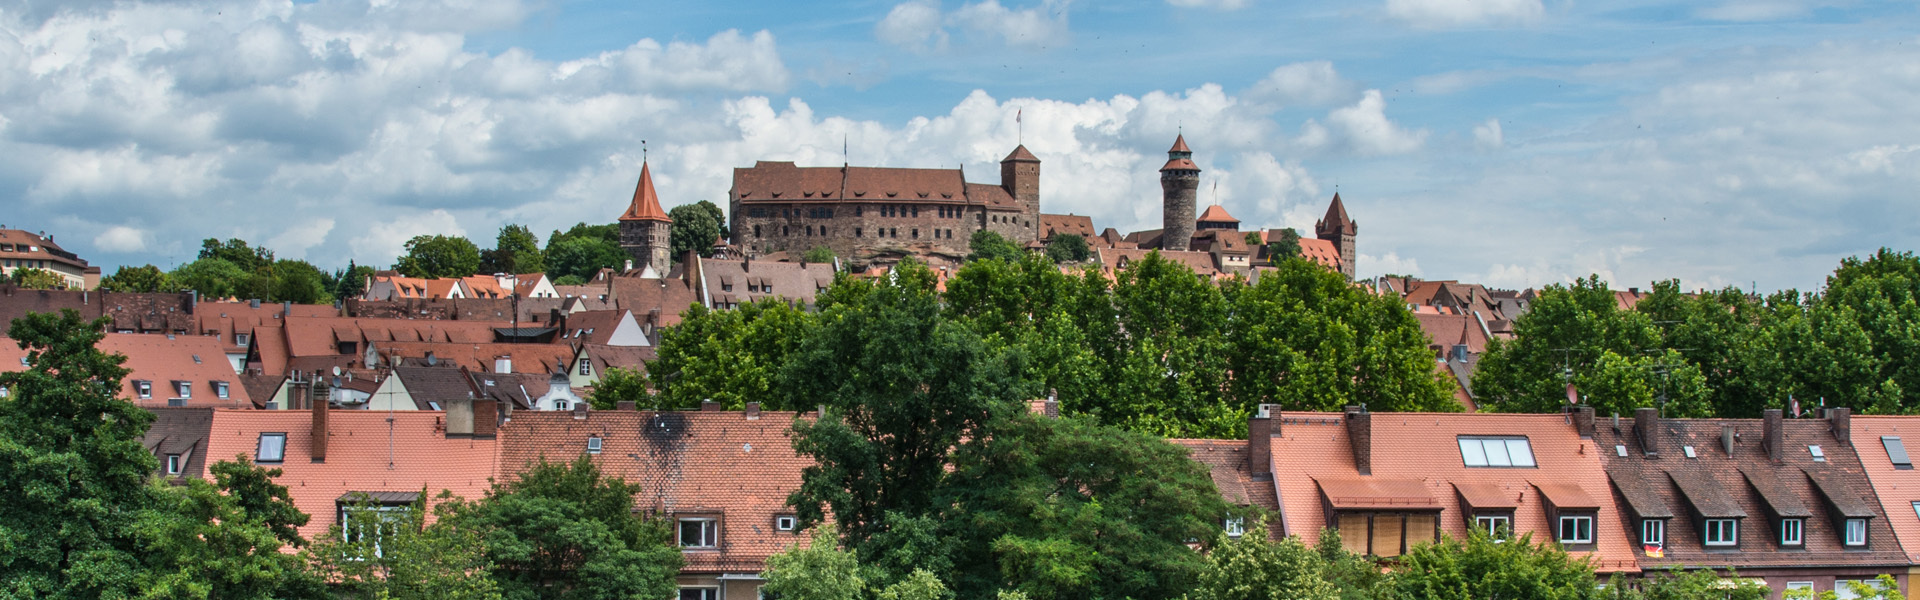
[1017,108,1023,145]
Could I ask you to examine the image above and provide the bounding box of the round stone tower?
[1159,135,1200,252]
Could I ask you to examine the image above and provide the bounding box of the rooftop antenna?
[641,139,647,164]
[1017,108,1023,145]
[1212,180,1220,206]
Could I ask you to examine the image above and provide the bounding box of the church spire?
[620,161,671,223]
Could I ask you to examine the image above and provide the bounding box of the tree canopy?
[968,230,1025,263]
[98,264,177,293]
[667,201,727,260]
[481,225,545,276]
[395,234,483,279]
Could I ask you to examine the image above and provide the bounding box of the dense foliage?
[1479,248,1920,417]
[395,234,483,279]
[98,264,178,293]
[667,200,727,260]
[545,222,626,281]
[481,225,546,276]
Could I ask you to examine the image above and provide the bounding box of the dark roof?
[392,365,477,406]
[1806,467,1880,519]
[1003,145,1039,162]
[141,407,213,480]
[733,159,1018,208]
[239,373,286,408]
[1738,463,1812,518]
[1317,192,1355,235]
[1607,467,1674,519]
[1669,470,1747,518]
[582,344,655,375]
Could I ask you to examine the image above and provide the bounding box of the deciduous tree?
[650,299,816,410]
[395,235,482,279]
[98,264,177,293]
[668,201,727,260]
[461,456,681,600]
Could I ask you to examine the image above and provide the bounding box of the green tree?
[968,230,1025,263]
[199,238,275,273]
[1042,234,1089,263]
[784,258,1029,551]
[134,462,319,600]
[0,310,155,597]
[1603,570,1768,600]
[209,457,310,546]
[1266,229,1302,262]
[651,299,817,410]
[307,492,500,600]
[668,201,727,260]
[98,264,177,293]
[587,367,651,410]
[8,267,66,289]
[546,236,627,281]
[1475,276,1712,417]
[1386,531,1597,600]
[329,261,377,301]
[269,259,334,305]
[1186,518,1340,600]
[760,524,868,600]
[878,569,952,600]
[942,414,1235,600]
[1806,248,1920,413]
[481,225,546,276]
[804,246,837,264]
[1097,251,1236,437]
[395,235,483,279]
[172,258,253,300]
[1225,257,1457,414]
[463,456,681,600]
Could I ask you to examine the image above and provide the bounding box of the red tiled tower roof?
[1319,192,1355,235]
[1169,134,1191,153]
[620,162,671,223]
[1003,144,1039,162]
[1196,204,1239,224]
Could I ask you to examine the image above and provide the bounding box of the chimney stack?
[1571,404,1595,439]
[746,402,762,420]
[700,400,721,411]
[571,402,588,420]
[1721,424,1736,457]
[311,396,329,462]
[1634,407,1660,456]
[473,399,498,438]
[1249,404,1277,481]
[1344,405,1371,476]
[1830,407,1851,443]
[616,400,637,411]
[1763,409,1783,463]
[446,397,475,437]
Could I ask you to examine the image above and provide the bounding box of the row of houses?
[139,399,1920,600]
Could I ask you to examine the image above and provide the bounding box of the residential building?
[2,333,252,408]
[0,287,197,334]
[1596,408,1906,598]
[0,228,98,290]
[195,300,337,373]
[1851,416,1920,596]
[143,407,215,480]
[569,344,657,389]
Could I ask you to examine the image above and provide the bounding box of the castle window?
[754,225,762,238]
[912,206,919,217]
[783,226,789,236]
[855,228,862,237]
[856,207,863,217]
[806,226,813,237]
[890,228,897,238]
[912,229,919,239]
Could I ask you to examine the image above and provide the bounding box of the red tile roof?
[621,162,672,223]
[373,341,573,375]
[1003,145,1039,162]
[200,409,500,543]
[1039,214,1095,240]
[1295,237,1342,270]
[497,410,814,574]
[2,334,253,408]
[1840,417,1920,563]
[1196,205,1239,224]
[1169,134,1191,153]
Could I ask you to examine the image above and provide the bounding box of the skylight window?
[1810,445,1826,462]
[1615,445,1628,457]
[1683,446,1697,458]
[1884,437,1911,470]
[1459,436,1536,467]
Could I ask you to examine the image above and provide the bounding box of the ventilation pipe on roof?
[1763,409,1784,463]
[1722,424,1737,457]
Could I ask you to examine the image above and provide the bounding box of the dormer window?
[214,381,229,399]
[135,380,153,399]
[235,333,250,347]
[1224,517,1247,538]
[1642,519,1665,548]
[1780,518,1803,546]
[1475,515,1511,537]
[166,454,182,475]
[174,381,191,399]
[678,517,718,549]
[1558,515,1594,545]
[1845,518,1868,547]
[1704,519,1738,546]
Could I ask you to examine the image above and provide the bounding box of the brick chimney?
[1570,405,1595,439]
[311,396,328,463]
[1344,405,1371,476]
[473,399,498,439]
[1249,404,1277,481]
[745,402,761,420]
[701,400,721,411]
[1763,409,1783,463]
[446,397,475,437]
[571,402,588,420]
[1634,407,1660,456]
[616,400,637,411]
[1830,407,1851,443]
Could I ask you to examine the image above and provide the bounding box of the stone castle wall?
[731,202,1028,259]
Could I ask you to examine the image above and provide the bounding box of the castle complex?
[617,136,1357,278]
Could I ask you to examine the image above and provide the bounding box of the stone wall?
[731,202,1023,259]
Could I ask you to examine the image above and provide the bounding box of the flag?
[1790,395,1800,418]
[1017,108,1022,124]
[1643,544,1663,558]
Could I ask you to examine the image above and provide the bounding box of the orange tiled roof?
[621,162,672,222]
[1856,416,1920,564]
[201,409,500,542]
[1296,238,1342,269]
[498,409,815,574]
[1040,214,1095,240]
[1268,411,1639,573]
[1196,205,1239,224]
[373,341,574,375]
[2,334,253,408]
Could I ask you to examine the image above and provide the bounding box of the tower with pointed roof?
[619,161,673,276]
[1315,192,1357,279]
[1001,145,1041,242]
[1159,135,1200,251]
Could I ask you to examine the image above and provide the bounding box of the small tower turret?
[619,161,673,275]
[1314,192,1357,279]
[1159,135,1200,251]
[1001,145,1041,243]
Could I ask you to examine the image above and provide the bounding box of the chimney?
[1634,407,1660,456]
[1044,389,1060,419]
[446,397,475,437]
[311,396,329,462]
[624,259,634,272]
[1344,405,1371,476]
[1249,404,1277,481]
[572,402,588,420]
[250,298,261,309]
[1721,424,1736,457]
[746,402,761,420]
[700,400,721,411]
[1830,407,1851,443]
[494,355,512,374]
[1763,409,1784,463]
[1570,404,1595,439]
[473,399,497,438]
[616,400,637,411]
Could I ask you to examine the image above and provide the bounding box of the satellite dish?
[332,366,342,377]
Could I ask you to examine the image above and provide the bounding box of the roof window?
[1810,445,1826,462]
[256,433,286,463]
[1884,436,1911,470]
[587,437,603,454]
[1683,446,1697,459]
[1459,436,1536,468]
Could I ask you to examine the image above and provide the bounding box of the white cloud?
[1166,0,1248,9]
[1299,90,1427,156]
[876,0,949,52]
[1384,0,1543,29]
[1359,252,1422,278]
[94,226,148,253]
[351,210,466,266]
[1473,118,1503,150]
[1243,61,1356,110]
[1696,1,1827,22]
[268,218,336,261]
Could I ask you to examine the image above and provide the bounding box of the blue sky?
[4,0,1919,291]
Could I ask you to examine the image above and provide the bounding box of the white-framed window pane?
[1476,515,1510,536]
[1505,439,1536,467]
[1643,519,1664,545]
[1459,439,1488,466]
[1705,519,1737,546]
[1559,516,1593,544]
[679,588,720,600]
[678,519,717,548]
[215,382,229,399]
[257,433,286,462]
[1484,439,1513,466]
[1846,519,1867,546]
[1781,518,1803,545]
[166,454,181,475]
[176,381,191,398]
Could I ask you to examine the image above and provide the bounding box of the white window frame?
[678,517,719,549]
[1704,518,1738,546]
[339,504,411,559]
[175,381,191,399]
[578,357,593,377]
[776,516,797,531]
[166,454,182,475]
[1845,518,1867,546]
[1642,519,1664,546]
[586,437,602,454]
[1475,515,1511,536]
[1224,516,1247,538]
[678,587,720,600]
[1558,515,1594,544]
[235,333,250,347]
[1781,517,1804,546]
[135,380,152,399]
[256,433,286,463]
[214,381,229,399]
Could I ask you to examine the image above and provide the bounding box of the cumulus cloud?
[1298,90,1427,156]
[1474,118,1503,150]
[94,226,148,253]
[1166,0,1249,10]
[268,218,336,261]
[875,0,1070,51]
[352,210,466,265]
[876,0,949,52]
[1696,1,1828,22]
[1384,0,1543,29]
[1243,61,1357,110]
[1359,252,1422,278]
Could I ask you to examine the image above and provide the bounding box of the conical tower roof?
[1161,135,1199,172]
[1170,134,1191,153]
[620,162,672,222]
[1317,192,1355,235]
[1003,144,1039,162]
